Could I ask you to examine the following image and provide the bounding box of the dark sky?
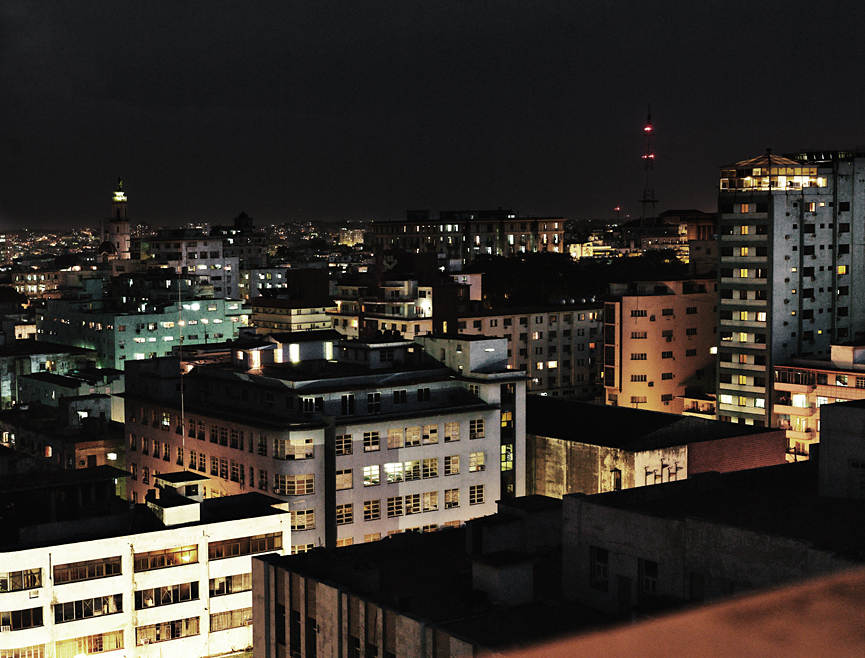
[3,1,865,230]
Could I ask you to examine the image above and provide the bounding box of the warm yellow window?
[838,265,848,275]
[738,375,748,385]
[740,204,750,213]
[740,269,749,278]
[740,225,749,235]
[740,246,749,257]
[740,311,749,321]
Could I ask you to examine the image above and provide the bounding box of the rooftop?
[580,458,865,561]
[526,396,772,452]
[258,529,614,651]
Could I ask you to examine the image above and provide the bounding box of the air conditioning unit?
[0,626,10,633]
[664,401,670,406]
[650,316,656,321]
[141,639,150,644]
[648,382,654,387]
[666,337,672,342]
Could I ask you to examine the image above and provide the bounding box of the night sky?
[3,1,865,230]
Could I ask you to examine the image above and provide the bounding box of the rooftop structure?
[526,395,785,497]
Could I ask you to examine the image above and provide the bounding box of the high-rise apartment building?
[716,151,865,426]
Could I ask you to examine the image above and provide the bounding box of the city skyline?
[3,2,865,229]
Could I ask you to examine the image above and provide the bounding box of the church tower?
[104,177,131,259]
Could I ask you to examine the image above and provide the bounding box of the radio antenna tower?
[640,105,657,225]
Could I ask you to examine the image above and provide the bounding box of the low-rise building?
[37,298,247,369]
[561,420,865,618]
[0,340,96,410]
[250,298,336,334]
[252,496,613,658]
[18,367,124,422]
[526,395,786,498]
[0,467,289,658]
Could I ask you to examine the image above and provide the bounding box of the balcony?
[682,405,716,418]
[774,403,814,417]
[719,362,767,373]
[720,277,767,286]
[720,298,767,307]
[720,319,767,329]
[774,381,816,395]
[719,383,766,394]
[720,234,768,242]
[722,256,768,265]
[785,428,815,442]
[718,403,766,416]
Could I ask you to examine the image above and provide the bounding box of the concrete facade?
[716,151,865,426]
[603,279,717,413]
[372,210,565,265]
[125,333,526,553]
[772,344,865,460]
[37,298,247,369]
[458,305,604,399]
[0,472,288,658]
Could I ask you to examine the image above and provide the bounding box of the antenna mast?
[640,106,657,224]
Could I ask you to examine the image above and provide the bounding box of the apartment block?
[251,298,336,334]
[139,230,241,298]
[36,297,247,369]
[124,332,525,553]
[716,151,865,426]
[0,340,96,410]
[458,304,603,398]
[603,279,716,412]
[0,467,288,658]
[773,343,865,460]
[372,209,565,265]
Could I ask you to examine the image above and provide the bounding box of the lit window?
[838,265,848,275]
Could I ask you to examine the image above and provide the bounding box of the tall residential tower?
[716,151,865,428]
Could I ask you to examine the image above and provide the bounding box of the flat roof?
[258,528,614,650]
[459,303,603,318]
[2,489,287,552]
[526,396,770,451]
[579,459,865,560]
[511,566,865,658]
[0,339,94,358]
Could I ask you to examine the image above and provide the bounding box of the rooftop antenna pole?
[640,106,657,225]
